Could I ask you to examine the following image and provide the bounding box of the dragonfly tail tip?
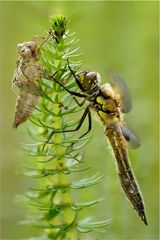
[143,215,148,226]
[140,211,148,226]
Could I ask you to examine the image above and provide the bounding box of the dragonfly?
[44,62,148,225]
[12,29,65,129]
[12,36,52,129]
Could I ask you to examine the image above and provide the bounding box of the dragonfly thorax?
[100,83,115,99]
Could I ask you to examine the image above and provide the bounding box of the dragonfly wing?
[121,125,141,149]
[109,70,132,113]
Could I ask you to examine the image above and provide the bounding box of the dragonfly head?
[77,71,100,93]
[17,41,37,58]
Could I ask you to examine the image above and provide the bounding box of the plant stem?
[22,16,110,240]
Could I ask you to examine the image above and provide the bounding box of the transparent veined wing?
[120,125,141,149]
[109,70,132,113]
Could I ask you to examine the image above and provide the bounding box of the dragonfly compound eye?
[81,71,98,90]
[85,72,97,81]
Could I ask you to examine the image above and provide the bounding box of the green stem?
[22,16,109,240]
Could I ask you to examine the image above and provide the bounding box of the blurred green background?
[0,1,159,239]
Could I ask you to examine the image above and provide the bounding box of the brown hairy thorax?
[12,40,45,128]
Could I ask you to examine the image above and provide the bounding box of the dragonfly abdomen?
[13,90,39,128]
[119,171,148,225]
[105,123,148,225]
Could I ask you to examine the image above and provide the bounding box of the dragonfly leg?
[79,108,91,138]
[67,59,79,83]
[44,60,87,106]
[47,74,87,107]
[48,75,86,98]
[42,105,91,150]
[73,97,86,107]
